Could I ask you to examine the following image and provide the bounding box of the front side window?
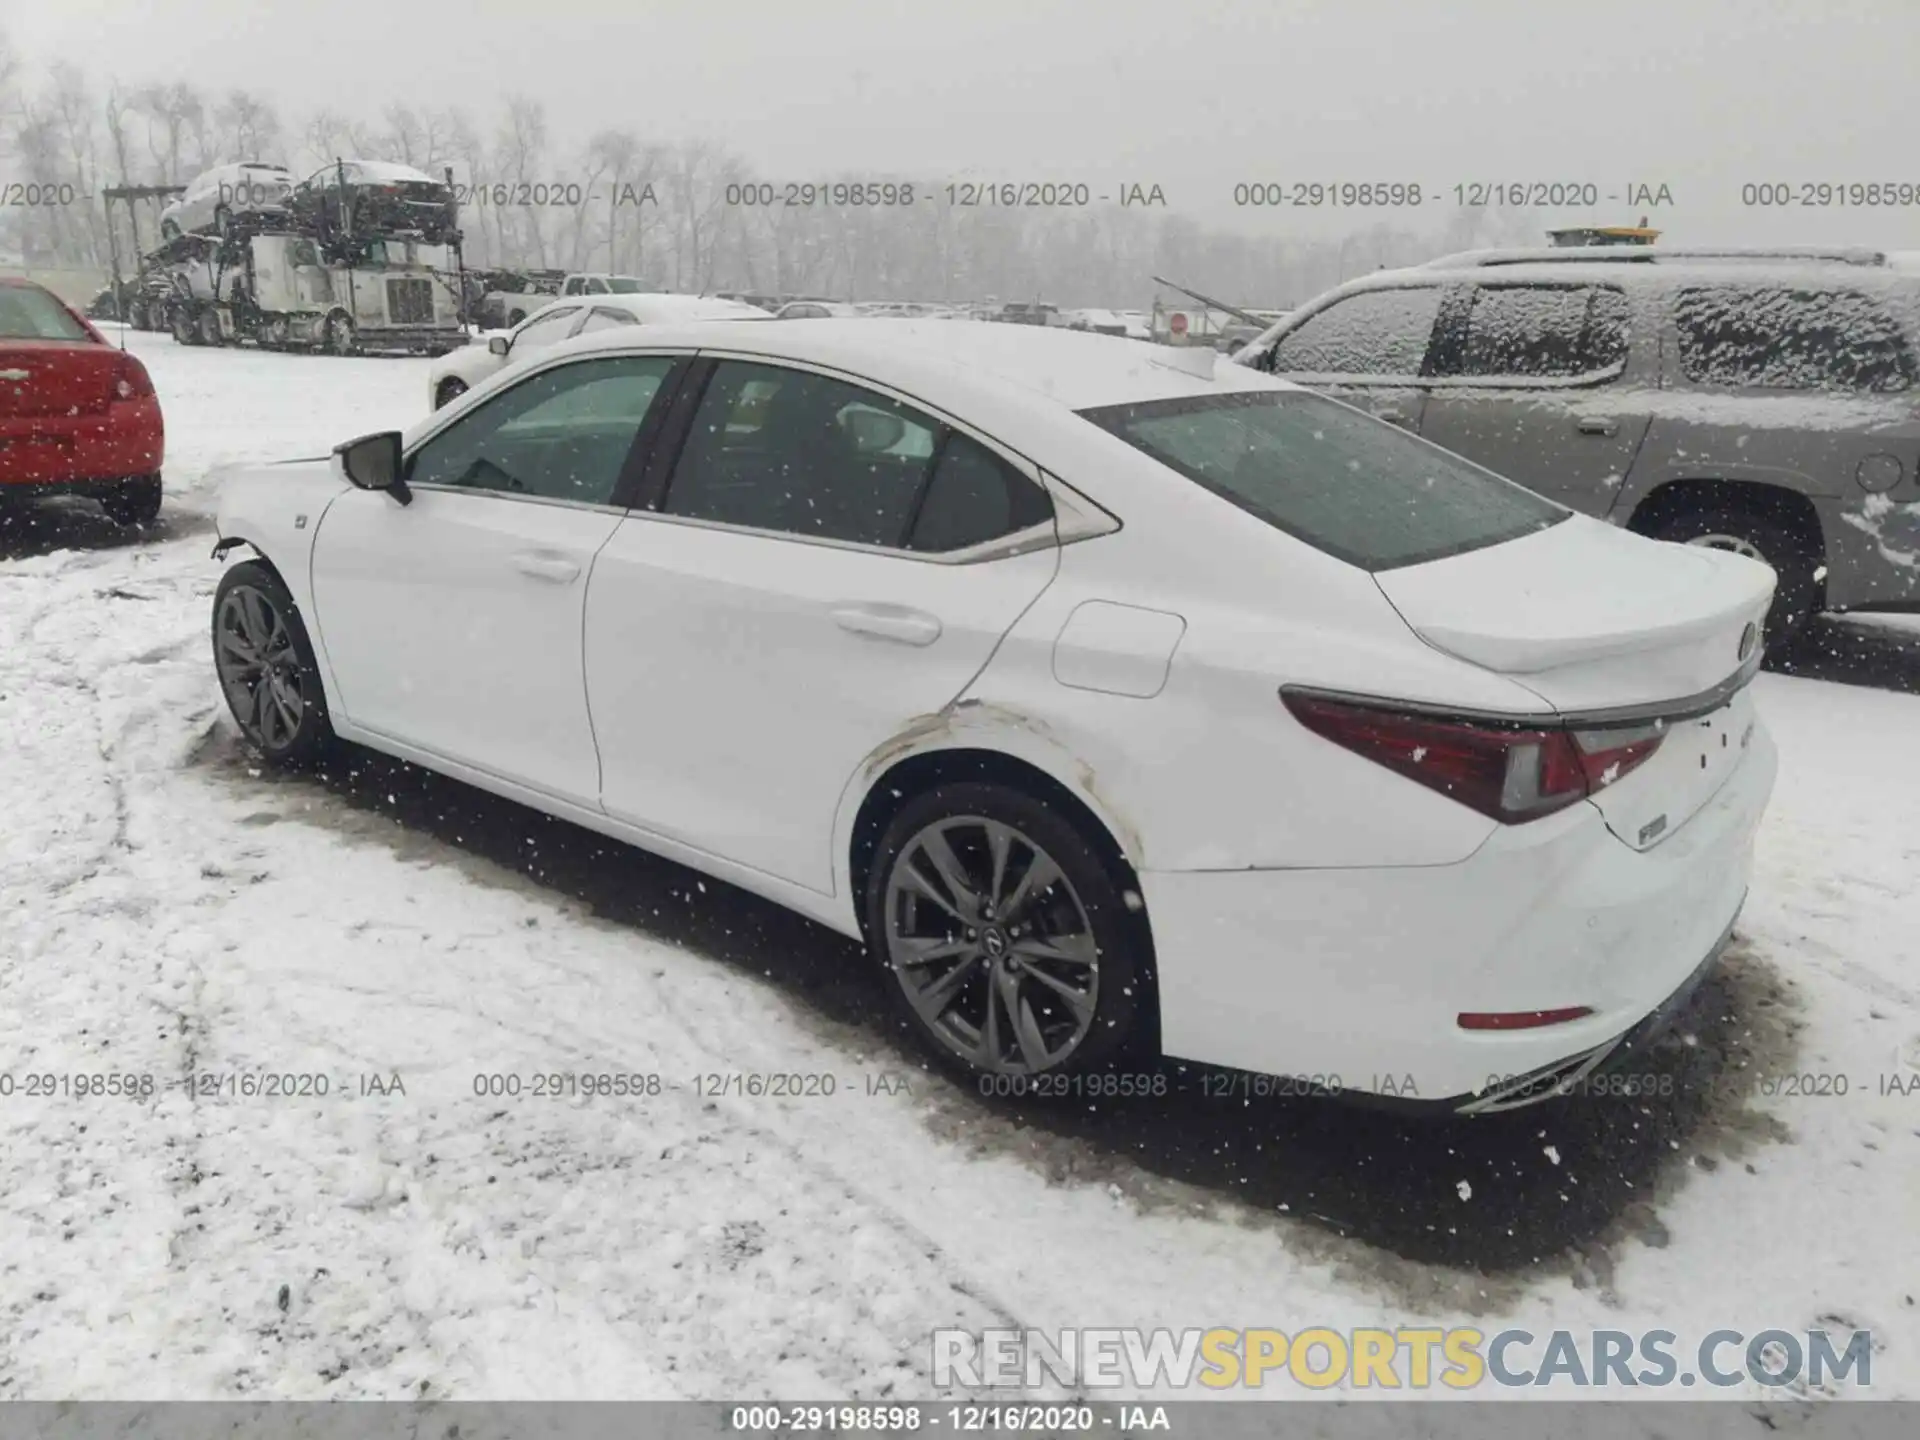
[1267,287,1445,377]
[1079,390,1566,572]
[510,306,581,352]
[407,355,676,506]
[1675,286,1916,392]
[662,362,942,546]
[578,307,640,335]
[607,279,645,294]
[1440,284,1629,379]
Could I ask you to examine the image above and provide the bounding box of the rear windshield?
[0,286,91,341]
[1078,390,1567,572]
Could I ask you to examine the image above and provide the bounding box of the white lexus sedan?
[211,320,1777,1113]
[426,293,769,410]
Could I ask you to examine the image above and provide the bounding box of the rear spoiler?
[1280,646,1765,732]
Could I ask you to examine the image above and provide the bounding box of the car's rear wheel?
[171,306,198,346]
[212,561,334,766]
[435,377,468,409]
[100,475,162,527]
[197,309,223,347]
[1646,504,1821,646]
[865,782,1147,1080]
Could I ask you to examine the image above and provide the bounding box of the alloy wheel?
[882,816,1101,1074]
[214,585,306,752]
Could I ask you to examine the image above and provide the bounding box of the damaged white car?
[210,320,1777,1113]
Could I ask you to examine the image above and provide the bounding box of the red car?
[0,277,163,526]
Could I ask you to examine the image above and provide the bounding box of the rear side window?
[1079,390,1566,572]
[663,361,941,546]
[0,286,90,341]
[906,433,1053,552]
[1267,287,1444,376]
[1442,284,1629,379]
[1675,286,1916,392]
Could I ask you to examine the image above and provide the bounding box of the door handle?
[832,604,943,646]
[1577,418,1620,437]
[509,551,581,584]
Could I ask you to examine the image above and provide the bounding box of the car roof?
[1385,246,1910,286]
[544,293,770,322]
[543,316,1299,412]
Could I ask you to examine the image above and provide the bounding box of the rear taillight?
[1282,693,1667,825]
[112,354,154,401]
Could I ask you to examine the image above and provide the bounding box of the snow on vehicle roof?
[551,316,1298,410]
[182,161,292,192]
[597,294,770,322]
[344,160,440,184]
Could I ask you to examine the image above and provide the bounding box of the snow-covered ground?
[0,332,1916,1402]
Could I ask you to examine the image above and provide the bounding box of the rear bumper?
[1140,716,1778,1109]
[0,400,164,486]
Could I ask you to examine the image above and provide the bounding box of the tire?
[197,309,224,347]
[211,561,334,766]
[506,310,526,327]
[171,307,198,346]
[1645,503,1821,646]
[864,781,1149,1081]
[99,474,162,527]
[323,312,356,356]
[435,378,468,409]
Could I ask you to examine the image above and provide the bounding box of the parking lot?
[1,333,1916,1400]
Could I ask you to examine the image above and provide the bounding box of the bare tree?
[662,141,744,291]
[214,90,281,161]
[494,95,550,267]
[136,81,205,183]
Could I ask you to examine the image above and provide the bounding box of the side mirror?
[335,430,411,506]
[488,334,510,356]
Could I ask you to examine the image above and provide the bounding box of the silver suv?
[1235,247,1920,640]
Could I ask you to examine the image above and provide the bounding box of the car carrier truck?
[159,229,463,355]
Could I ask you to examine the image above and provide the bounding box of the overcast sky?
[6,0,1918,246]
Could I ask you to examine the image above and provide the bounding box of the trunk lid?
[1373,514,1773,850]
[0,340,119,419]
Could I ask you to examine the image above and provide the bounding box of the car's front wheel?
[865,782,1148,1081]
[212,561,334,765]
[435,377,468,409]
[1647,504,1821,647]
[323,312,356,356]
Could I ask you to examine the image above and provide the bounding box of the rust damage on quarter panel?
[861,700,1144,865]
